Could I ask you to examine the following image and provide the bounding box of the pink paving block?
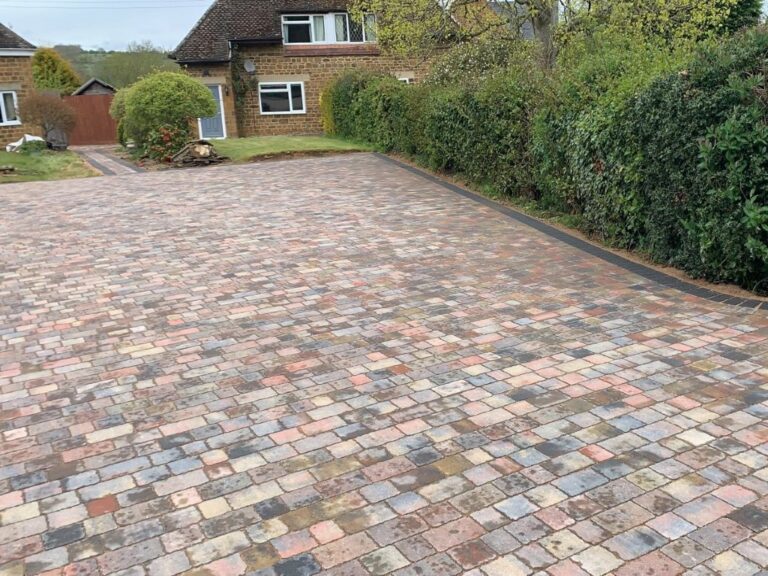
[580,445,614,462]
[310,521,346,544]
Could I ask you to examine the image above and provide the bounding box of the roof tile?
[0,23,35,51]
[173,0,351,63]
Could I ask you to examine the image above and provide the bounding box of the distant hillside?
[53,42,178,88]
[53,45,112,80]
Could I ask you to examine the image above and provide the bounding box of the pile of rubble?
[171,140,229,167]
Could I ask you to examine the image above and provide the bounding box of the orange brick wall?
[0,55,37,143]
[186,45,429,137]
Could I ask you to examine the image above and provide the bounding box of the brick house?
[0,23,35,143]
[171,0,428,138]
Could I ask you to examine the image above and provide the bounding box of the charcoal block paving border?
[74,147,144,176]
[375,153,767,310]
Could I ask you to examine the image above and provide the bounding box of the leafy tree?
[723,0,763,32]
[350,0,562,66]
[93,41,178,88]
[562,0,743,47]
[425,35,540,86]
[31,48,82,95]
[353,0,750,68]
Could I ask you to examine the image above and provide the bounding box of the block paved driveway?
[1,154,768,576]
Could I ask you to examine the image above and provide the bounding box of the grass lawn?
[0,150,97,184]
[214,135,372,162]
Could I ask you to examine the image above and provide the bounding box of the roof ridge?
[0,22,35,51]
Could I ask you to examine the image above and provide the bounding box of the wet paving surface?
[1,154,767,576]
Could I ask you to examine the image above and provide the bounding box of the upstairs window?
[282,13,377,44]
[282,15,325,43]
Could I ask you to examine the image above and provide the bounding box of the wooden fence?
[62,94,117,146]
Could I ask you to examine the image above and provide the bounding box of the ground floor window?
[259,82,306,115]
[0,91,20,126]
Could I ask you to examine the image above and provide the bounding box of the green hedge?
[536,27,768,291]
[323,27,768,293]
[322,69,542,197]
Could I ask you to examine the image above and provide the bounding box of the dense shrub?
[724,0,763,33]
[320,70,382,137]
[120,72,216,159]
[425,37,538,87]
[143,125,190,162]
[17,140,48,154]
[324,68,543,197]
[109,88,131,146]
[535,26,768,291]
[421,73,543,196]
[324,27,768,293]
[531,34,690,223]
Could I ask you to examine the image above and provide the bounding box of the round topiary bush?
[121,71,217,159]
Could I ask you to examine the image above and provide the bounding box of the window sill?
[0,121,21,127]
[283,44,380,57]
[259,111,307,116]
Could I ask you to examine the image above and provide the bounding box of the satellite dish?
[243,59,256,74]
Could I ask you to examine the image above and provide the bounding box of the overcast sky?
[3,0,768,52]
[2,0,214,51]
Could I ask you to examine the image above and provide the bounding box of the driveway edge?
[374,152,766,311]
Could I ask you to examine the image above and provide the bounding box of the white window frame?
[197,84,227,140]
[0,91,20,126]
[281,14,324,44]
[281,13,377,45]
[398,77,413,84]
[258,81,306,116]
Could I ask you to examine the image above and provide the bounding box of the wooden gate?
[62,94,118,146]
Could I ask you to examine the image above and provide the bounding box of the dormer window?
[281,13,376,45]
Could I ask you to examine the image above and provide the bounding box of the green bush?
[324,69,542,197]
[144,125,190,162]
[109,88,131,146]
[320,70,382,137]
[17,140,48,154]
[535,26,768,291]
[324,27,768,293]
[425,37,537,87]
[724,0,763,33]
[121,72,216,158]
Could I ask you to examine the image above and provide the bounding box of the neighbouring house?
[72,78,117,96]
[171,0,429,138]
[0,23,35,143]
